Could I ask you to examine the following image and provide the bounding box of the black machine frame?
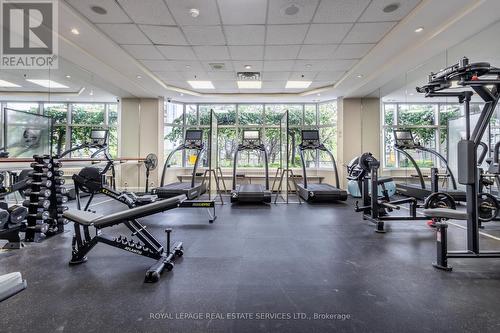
[231,129,272,203]
[296,129,347,202]
[418,57,500,270]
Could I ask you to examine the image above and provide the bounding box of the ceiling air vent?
[209,63,226,70]
[237,72,261,81]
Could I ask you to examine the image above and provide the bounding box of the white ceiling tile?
[343,22,397,43]
[232,61,264,72]
[229,46,264,60]
[266,25,309,45]
[267,0,320,24]
[117,0,175,25]
[157,46,197,60]
[261,72,291,80]
[139,25,188,45]
[263,60,295,71]
[293,59,357,71]
[264,45,301,60]
[310,81,332,88]
[359,0,421,22]
[176,71,211,80]
[201,61,234,72]
[334,43,374,59]
[225,26,266,45]
[304,24,352,44]
[193,46,230,60]
[183,26,225,45]
[298,45,338,59]
[141,60,175,71]
[288,72,318,80]
[167,61,205,72]
[207,71,237,80]
[97,24,150,44]
[66,0,131,23]
[217,0,267,24]
[165,0,221,25]
[313,0,371,23]
[122,44,164,60]
[154,71,186,81]
[162,81,192,89]
[314,71,346,81]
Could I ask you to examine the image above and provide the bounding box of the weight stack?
[24,155,52,242]
[45,157,68,236]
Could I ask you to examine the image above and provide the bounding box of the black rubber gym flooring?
[2,195,500,333]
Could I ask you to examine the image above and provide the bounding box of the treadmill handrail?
[417,146,457,190]
[160,143,205,187]
[299,143,341,189]
[232,144,270,191]
[394,146,426,189]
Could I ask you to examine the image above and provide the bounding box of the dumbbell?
[56,196,68,204]
[53,178,65,185]
[53,170,64,177]
[30,162,52,169]
[55,187,68,195]
[0,208,9,229]
[25,222,49,234]
[28,170,53,178]
[26,179,52,188]
[8,205,28,225]
[23,199,50,209]
[27,211,50,220]
[24,188,51,197]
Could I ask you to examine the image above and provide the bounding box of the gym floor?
[2,196,500,333]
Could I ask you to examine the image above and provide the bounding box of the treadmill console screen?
[91,129,108,145]
[301,130,321,148]
[185,130,203,149]
[393,130,416,148]
[243,130,260,141]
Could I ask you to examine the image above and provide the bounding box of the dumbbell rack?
[24,155,68,242]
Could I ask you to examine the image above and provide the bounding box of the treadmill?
[155,129,207,199]
[296,130,348,202]
[393,129,465,201]
[231,130,272,203]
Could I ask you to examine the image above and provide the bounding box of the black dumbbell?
[24,188,51,197]
[23,199,50,209]
[27,211,50,220]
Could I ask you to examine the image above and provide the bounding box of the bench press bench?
[64,195,186,283]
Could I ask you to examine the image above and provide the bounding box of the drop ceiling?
[65,0,421,94]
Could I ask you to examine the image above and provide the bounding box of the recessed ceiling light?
[415,27,424,33]
[285,81,311,89]
[185,65,191,70]
[356,74,363,78]
[0,79,21,87]
[136,75,142,79]
[65,75,71,79]
[237,81,262,89]
[26,79,69,88]
[409,92,414,96]
[188,81,214,89]
[244,65,252,70]
[180,93,184,96]
[89,89,94,96]
[317,93,321,96]
[190,8,200,18]
[91,5,107,15]
[305,64,312,69]
[71,28,80,35]
[383,3,400,13]
[282,3,301,16]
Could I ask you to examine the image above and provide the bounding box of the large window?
[163,101,337,169]
[382,103,465,169]
[1,101,118,157]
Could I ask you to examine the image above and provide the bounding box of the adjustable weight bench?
[423,208,468,271]
[64,195,186,283]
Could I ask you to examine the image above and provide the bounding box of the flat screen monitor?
[185,129,203,141]
[243,130,260,140]
[393,129,415,145]
[302,130,319,141]
[91,129,108,141]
